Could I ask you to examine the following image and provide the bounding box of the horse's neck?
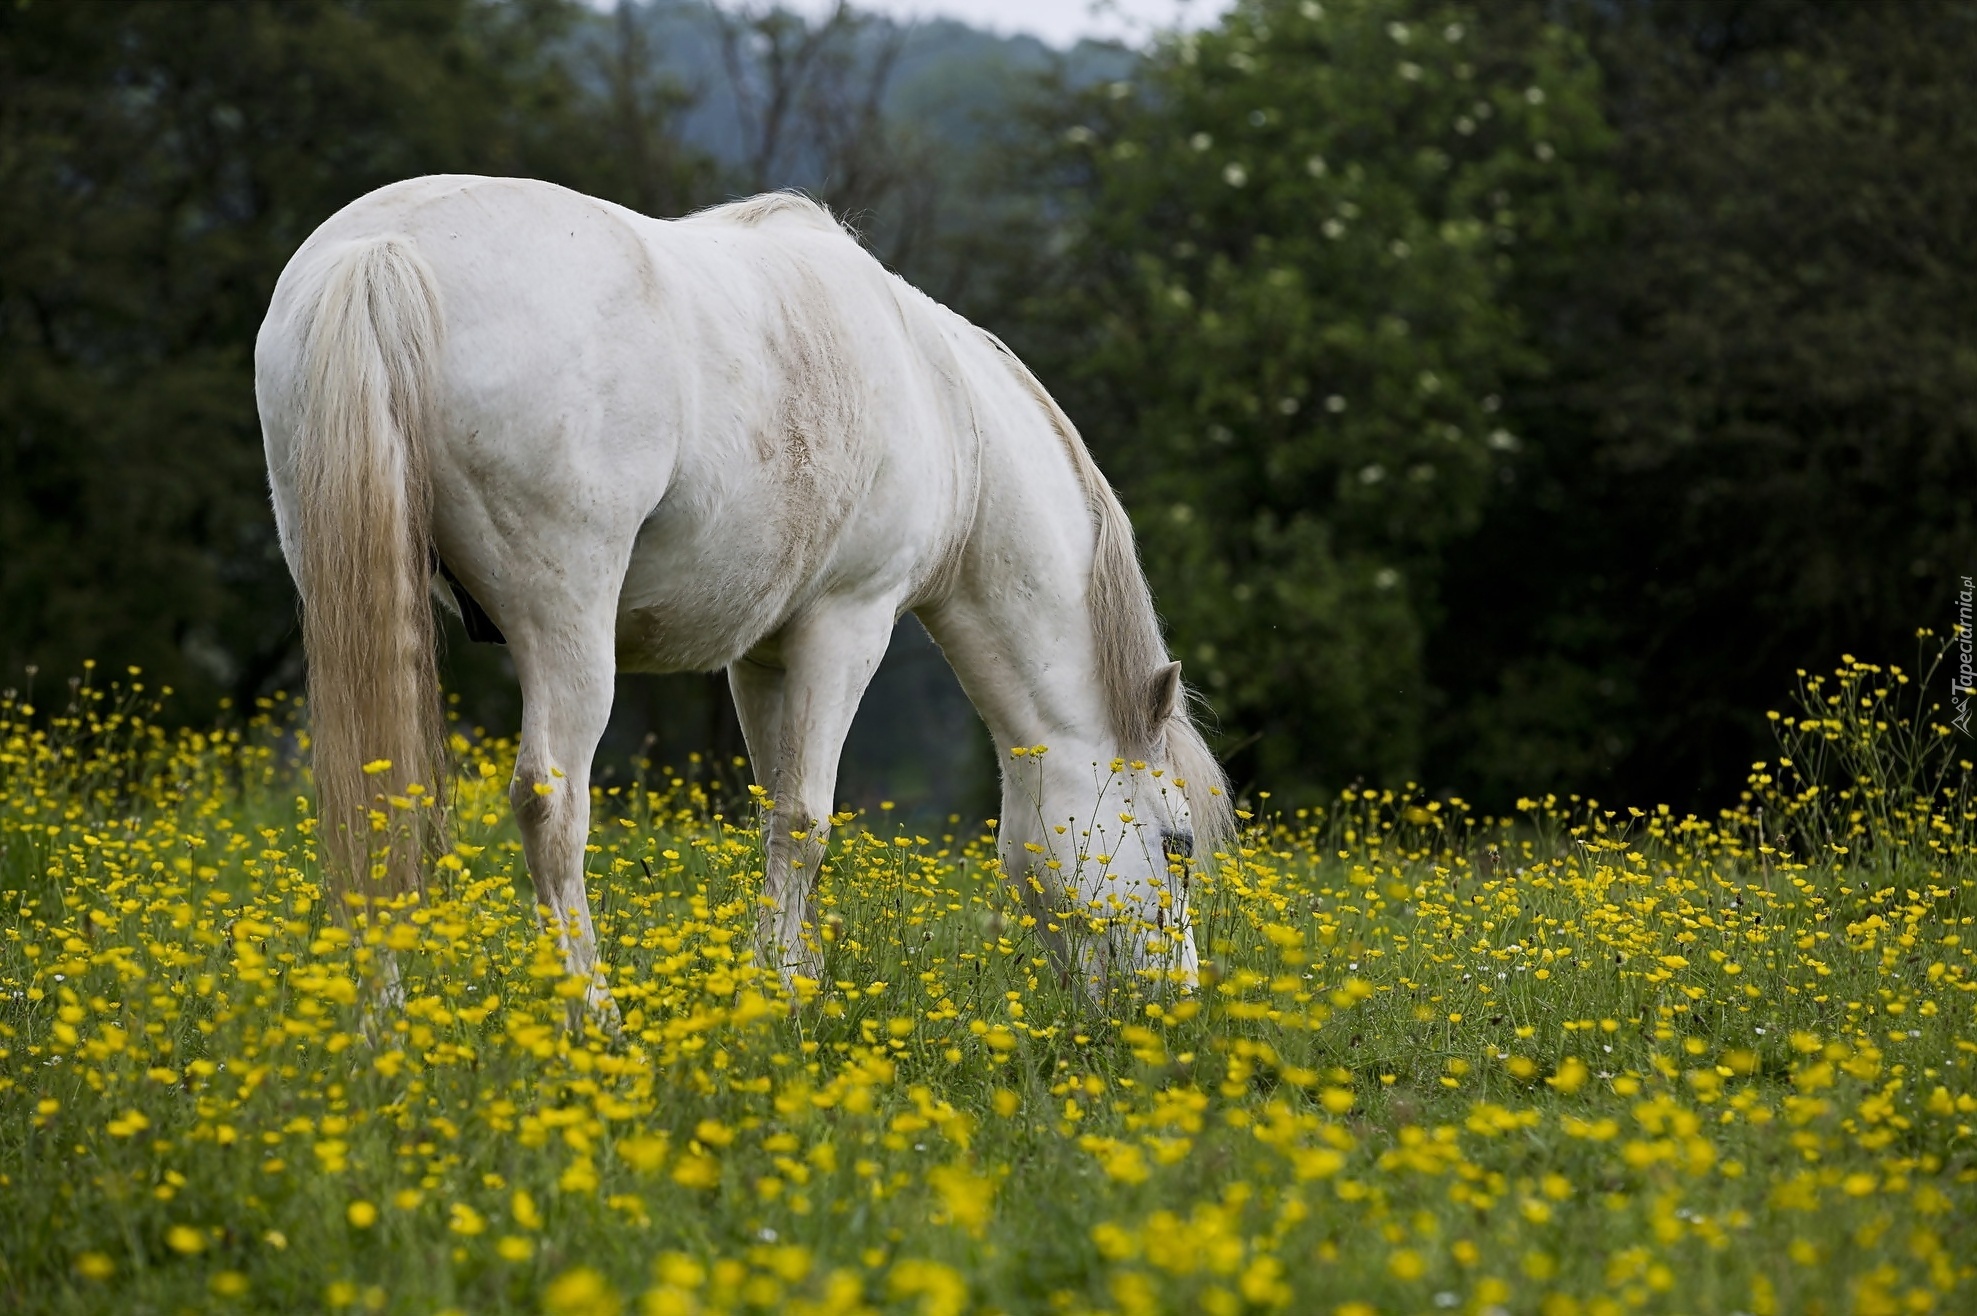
[917,393,1112,763]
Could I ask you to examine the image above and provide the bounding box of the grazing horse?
[255,175,1232,1010]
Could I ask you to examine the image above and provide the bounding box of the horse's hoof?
[774,952,824,1003]
[588,989,623,1036]
[562,977,622,1037]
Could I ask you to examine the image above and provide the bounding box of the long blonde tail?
[293,236,447,905]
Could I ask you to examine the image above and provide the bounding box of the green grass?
[1,657,1974,1315]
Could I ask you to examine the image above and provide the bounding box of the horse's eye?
[1162,830,1194,860]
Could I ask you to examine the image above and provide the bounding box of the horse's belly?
[611,513,814,673]
[611,417,945,674]
[614,590,779,674]
[612,457,945,675]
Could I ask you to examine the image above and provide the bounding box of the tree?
[1430,0,1977,807]
[713,1,942,269]
[0,0,704,708]
[1015,0,1607,794]
[576,1,717,220]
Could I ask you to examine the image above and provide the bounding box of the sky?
[777,0,1235,47]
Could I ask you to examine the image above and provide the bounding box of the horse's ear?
[1149,661,1183,726]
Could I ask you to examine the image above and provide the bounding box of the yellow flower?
[671,1154,720,1190]
[346,1200,378,1228]
[652,1254,706,1289]
[106,1109,150,1139]
[1112,1270,1160,1316]
[928,1162,995,1236]
[541,1268,620,1316]
[1080,1136,1150,1185]
[1093,1222,1140,1261]
[618,1135,668,1173]
[1546,1057,1589,1094]
[165,1225,205,1255]
[889,1259,968,1316]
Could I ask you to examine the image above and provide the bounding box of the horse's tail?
[292,235,447,907]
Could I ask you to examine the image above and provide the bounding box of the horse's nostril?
[1162,829,1194,860]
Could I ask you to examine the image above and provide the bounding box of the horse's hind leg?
[506,608,619,1026]
[731,596,896,995]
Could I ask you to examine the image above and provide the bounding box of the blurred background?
[3,0,1974,819]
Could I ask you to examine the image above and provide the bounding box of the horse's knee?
[509,761,562,832]
[765,811,828,888]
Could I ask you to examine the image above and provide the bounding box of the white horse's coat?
[256,176,1230,1006]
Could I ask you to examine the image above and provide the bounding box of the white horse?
[255,175,1232,1010]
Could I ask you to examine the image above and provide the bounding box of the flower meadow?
[2,654,1975,1316]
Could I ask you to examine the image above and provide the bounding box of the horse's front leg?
[508,609,620,1030]
[730,597,896,997]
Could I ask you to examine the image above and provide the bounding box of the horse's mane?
[688,191,848,234]
[976,331,1236,859]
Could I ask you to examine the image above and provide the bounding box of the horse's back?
[261,176,979,673]
[262,174,683,506]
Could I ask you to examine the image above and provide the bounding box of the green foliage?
[0,0,694,707]
[7,0,1977,816]
[1015,0,1608,792]
[1429,0,1977,807]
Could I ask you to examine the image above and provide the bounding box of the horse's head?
[1000,661,1231,997]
